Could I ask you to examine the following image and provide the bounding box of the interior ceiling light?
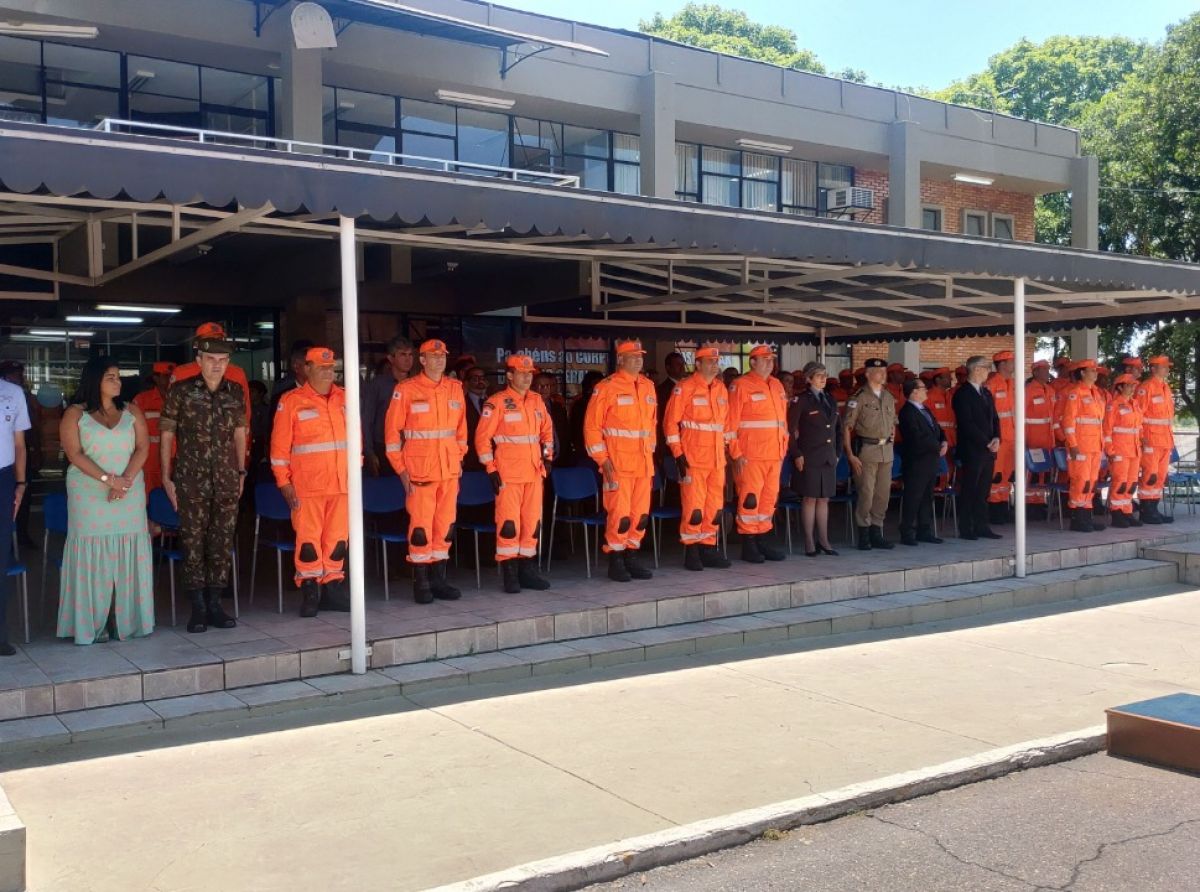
[953,172,995,186]
[65,315,143,324]
[435,89,515,110]
[96,304,180,314]
[735,138,794,154]
[29,329,94,337]
[0,22,98,39]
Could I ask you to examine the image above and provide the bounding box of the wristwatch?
[100,473,110,485]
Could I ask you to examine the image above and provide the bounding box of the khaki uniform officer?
[843,357,897,550]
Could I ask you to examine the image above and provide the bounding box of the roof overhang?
[0,121,1197,342]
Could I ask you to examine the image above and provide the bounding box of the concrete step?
[0,558,1180,758]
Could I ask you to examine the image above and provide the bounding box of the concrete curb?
[0,782,25,892]
[432,725,1106,892]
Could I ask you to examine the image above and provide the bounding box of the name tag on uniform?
[617,395,634,406]
[751,392,766,402]
[504,412,522,422]
[1032,398,1045,405]
[449,400,462,410]
[692,397,709,406]
[1083,398,1092,405]
[297,409,319,421]
[808,410,819,416]
[1152,396,1164,404]
[411,402,430,414]
[1119,407,1131,415]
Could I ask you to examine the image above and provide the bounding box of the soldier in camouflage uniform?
[160,331,247,633]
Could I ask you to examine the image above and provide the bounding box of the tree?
[640,5,841,76]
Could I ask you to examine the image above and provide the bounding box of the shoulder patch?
[672,386,682,396]
[847,399,857,409]
[481,404,493,418]
[392,390,403,400]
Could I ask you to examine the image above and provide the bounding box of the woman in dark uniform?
[788,362,841,556]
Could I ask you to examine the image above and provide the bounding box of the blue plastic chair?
[249,482,295,614]
[8,533,29,644]
[363,476,407,601]
[1025,448,1067,528]
[649,469,682,568]
[829,453,856,543]
[148,486,240,625]
[777,460,804,554]
[456,471,497,590]
[931,455,958,537]
[548,467,605,578]
[1166,446,1195,516]
[40,491,68,617]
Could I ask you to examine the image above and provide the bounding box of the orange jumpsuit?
[927,385,956,449]
[986,371,1015,504]
[271,383,349,585]
[385,373,468,564]
[663,373,730,548]
[1104,395,1142,515]
[727,372,788,535]
[1135,377,1174,501]
[171,362,252,463]
[475,387,553,562]
[828,382,850,418]
[1023,378,1057,505]
[584,370,656,554]
[132,387,166,491]
[1060,383,1106,509]
[1050,375,1074,443]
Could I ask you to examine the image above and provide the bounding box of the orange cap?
[1054,356,1071,368]
[694,346,720,360]
[1097,366,1110,376]
[505,354,538,373]
[152,361,176,375]
[1121,356,1144,369]
[306,347,336,366]
[1149,355,1172,367]
[1114,373,1137,386]
[194,322,227,339]
[992,350,1015,362]
[887,362,905,372]
[1031,359,1050,370]
[615,340,646,356]
[420,339,449,355]
[748,344,775,359]
[838,369,854,380]
[1072,358,1097,372]
[932,367,951,376]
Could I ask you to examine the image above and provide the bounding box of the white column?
[340,216,368,673]
[1013,278,1026,579]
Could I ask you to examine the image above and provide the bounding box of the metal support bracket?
[501,43,553,78]
[253,0,283,38]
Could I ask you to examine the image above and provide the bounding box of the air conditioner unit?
[827,187,875,215]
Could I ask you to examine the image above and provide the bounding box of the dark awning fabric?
[1,121,1199,337]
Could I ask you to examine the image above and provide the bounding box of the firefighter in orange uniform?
[830,369,854,416]
[727,344,789,563]
[1104,372,1143,528]
[885,363,907,412]
[1119,356,1144,381]
[584,340,657,582]
[385,338,469,603]
[475,354,554,594]
[133,361,175,492]
[1135,355,1175,524]
[927,367,957,449]
[1060,359,1107,532]
[1023,359,1056,515]
[663,345,732,572]
[271,347,352,617]
[985,350,1016,524]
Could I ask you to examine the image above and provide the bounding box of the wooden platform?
[1107,692,1200,774]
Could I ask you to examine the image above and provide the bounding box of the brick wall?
[851,335,1038,378]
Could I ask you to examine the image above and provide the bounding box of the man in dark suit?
[533,371,573,468]
[898,377,948,545]
[951,355,1002,540]
[463,365,489,471]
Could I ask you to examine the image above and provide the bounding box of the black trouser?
[958,452,996,535]
[901,454,938,536]
[0,465,14,643]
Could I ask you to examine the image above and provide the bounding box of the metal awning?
[1,120,1198,341]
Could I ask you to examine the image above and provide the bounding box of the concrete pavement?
[3,582,1200,891]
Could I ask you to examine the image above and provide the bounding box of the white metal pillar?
[340,216,368,673]
[1013,277,1027,578]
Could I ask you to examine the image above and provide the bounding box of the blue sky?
[495,0,1198,88]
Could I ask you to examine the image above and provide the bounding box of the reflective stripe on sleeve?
[493,434,539,444]
[402,428,456,439]
[738,420,785,429]
[665,434,681,444]
[478,452,494,463]
[680,421,725,432]
[292,440,347,455]
[271,459,290,467]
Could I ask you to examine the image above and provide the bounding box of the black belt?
[859,437,893,446]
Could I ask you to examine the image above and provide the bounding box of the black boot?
[1110,511,1131,529]
[607,550,632,582]
[1127,512,1143,527]
[1139,499,1162,525]
[318,578,352,612]
[683,544,704,571]
[757,534,787,561]
[1070,507,1093,532]
[857,526,873,550]
[501,560,521,594]
[299,580,321,618]
[413,564,434,604]
[186,590,208,634]
[517,558,551,591]
[988,502,1010,525]
[205,587,237,628]
[869,526,895,550]
[699,546,731,569]
[430,561,462,600]
[1026,504,1048,521]
[624,549,653,580]
[742,534,766,563]
[916,529,943,544]
[899,530,919,546]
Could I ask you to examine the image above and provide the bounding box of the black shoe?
[517,558,551,591]
[413,565,434,604]
[699,546,732,569]
[319,578,352,612]
[1110,512,1131,529]
[899,533,918,546]
[979,529,1003,540]
[624,550,653,580]
[205,587,237,628]
[607,551,632,583]
[186,590,208,634]
[988,502,1010,525]
[501,560,521,594]
[857,527,873,551]
[869,527,894,550]
[1025,505,1048,521]
[758,536,787,561]
[816,544,839,556]
[1070,507,1090,532]
[0,641,16,656]
[1127,513,1143,527]
[742,535,766,563]
[1139,500,1164,525]
[430,561,462,600]
[299,580,321,618]
[683,545,704,571]
[916,532,944,544]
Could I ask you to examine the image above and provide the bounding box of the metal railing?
[93,118,581,188]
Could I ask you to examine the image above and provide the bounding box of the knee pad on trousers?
[711,512,722,526]
[499,520,517,539]
[991,472,1002,484]
[1083,481,1091,493]
[617,516,631,534]
[637,514,649,532]
[299,543,318,562]
[444,524,455,543]
[689,509,703,525]
[330,540,347,561]
[1117,483,1127,495]
[411,528,428,547]
[1147,473,1158,486]
[742,493,757,510]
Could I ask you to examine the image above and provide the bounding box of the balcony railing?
[92,118,581,188]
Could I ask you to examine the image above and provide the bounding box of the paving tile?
[500,642,591,676]
[224,653,300,689]
[304,671,401,701]
[494,615,556,650]
[106,635,220,671]
[202,638,298,661]
[435,624,498,659]
[54,674,142,713]
[792,577,834,606]
[230,680,325,714]
[655,594,705,627]
[0,686,54,722]
[552,608,607,641]
[142,663,225,701]
[22,643,138,683]
[379,661,467,693]
[60,703,162,741]
[299,646,350,679]
[149,692,247,727]
[746,583,791,613]
[606,601,658,633]
[867,570,907,596]
[703,588,749,619]
[0,715,70,750]
[371,633,437,668]
[0,659,52,693]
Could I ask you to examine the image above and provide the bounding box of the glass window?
[701,146,739,177]
[781,158,818,211]
[563,125,608,158]
[675,143,699,199]
[43,42,119,88]
[512,117,561,172]
[401,98,455,136]
[47,85,118,128]
[338,129,396,160]
[818,163,854,190]
[565,155,608,190]
[992,215,1015,240]
[613,133,640,163]
[201,67,269,113]
[402,132,455,168]
[964,211,987,237]
[614,161,640,195]
[456,108,508,169]
[702,174,739,208]
[129,91,201,129]
[0,36,43,122]
[330,88,393,129]
[922,207,943,231]
[128,56,199,101]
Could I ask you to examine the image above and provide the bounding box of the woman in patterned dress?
[57,357,155,644]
